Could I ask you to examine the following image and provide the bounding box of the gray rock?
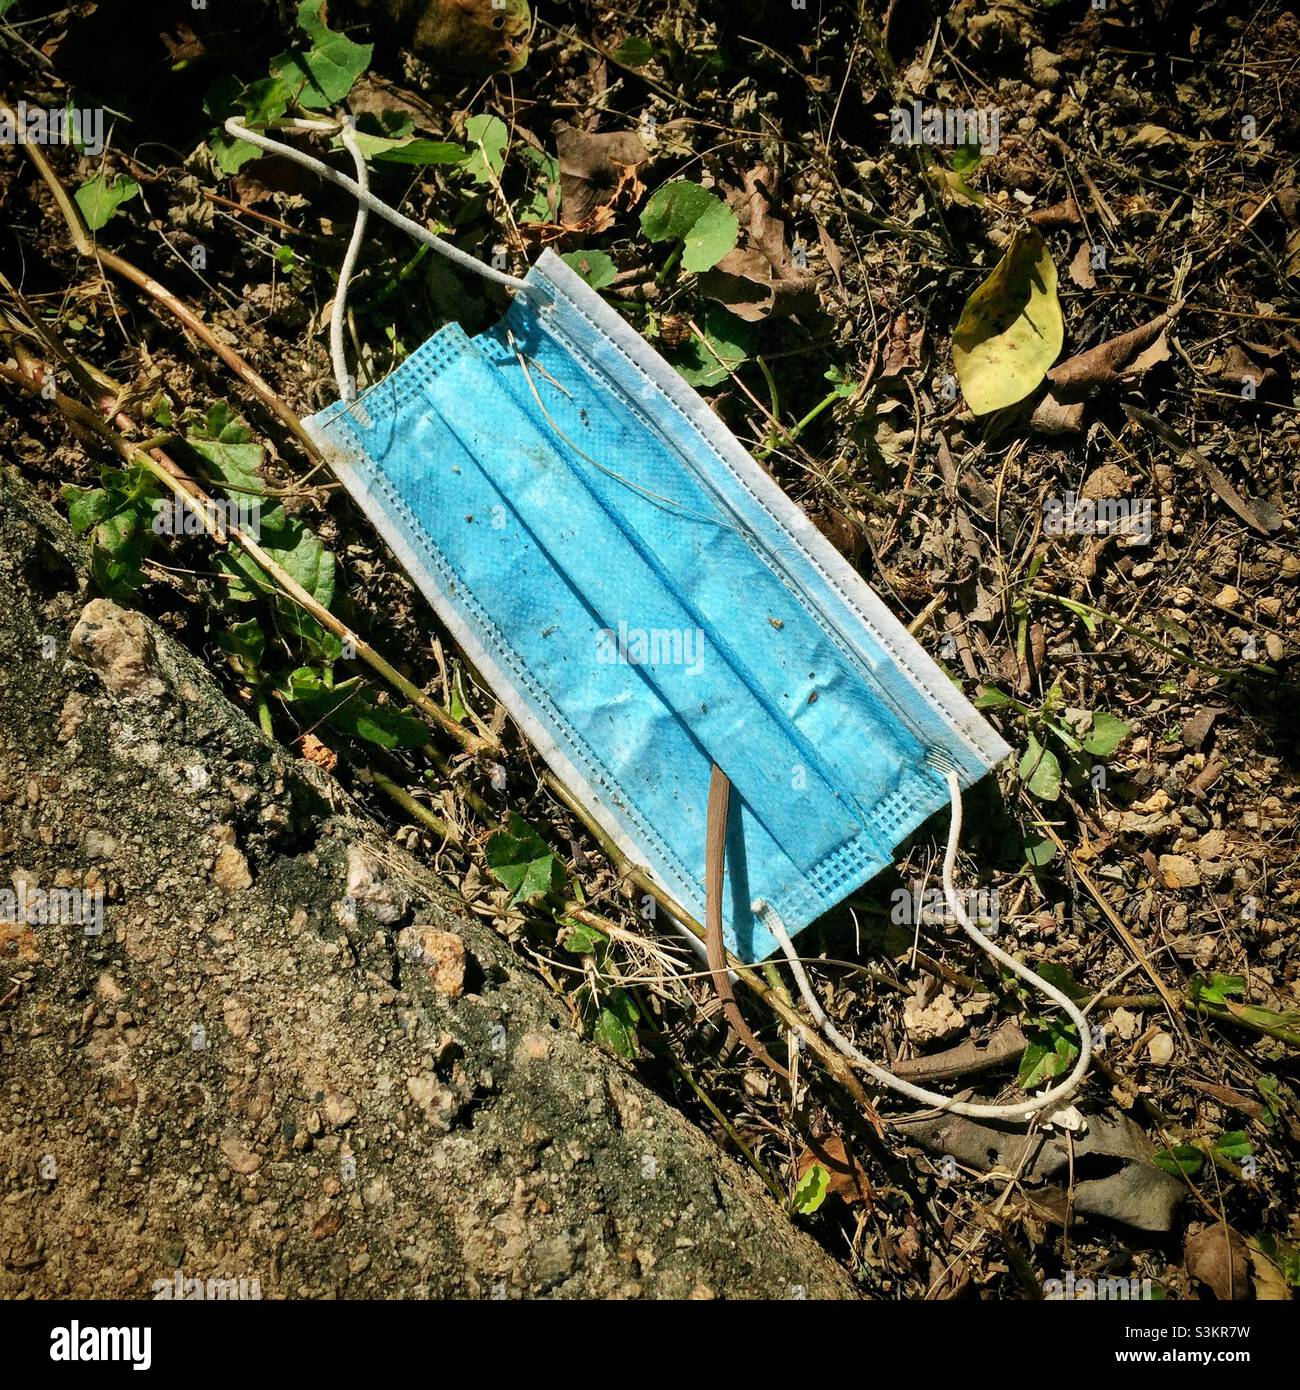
[0,464,857,1300]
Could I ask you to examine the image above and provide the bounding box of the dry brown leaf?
[1046,307,1179,398]
[1215,341,1286,394]
[795,1136,872,1208]
[1027,196,1081,229]
[881,311,926,377]
[1185,1224,1251,1300]
[1068,242,1097,289]
[812,508,865,563]
[231,156,316,205]
[1030,390,1085,434]
[698,164,822,323]
[1247,1243,1294,1300]
[555,126,647,228]
[299,732,337,773]
[816,220,844,290]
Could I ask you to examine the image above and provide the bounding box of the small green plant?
[976,679,1130,806]
[63,463,160,600]
[1155,1130,1254,1180]
[558,918,641,1060]
[485,813,568,907]
[1014,963,1087,1089]
[791,1163,829,1216]
[74,172,140,231]
[639,179,738,274]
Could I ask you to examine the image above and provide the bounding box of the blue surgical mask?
[303,247,1010,963]
[230,114,1091,1123]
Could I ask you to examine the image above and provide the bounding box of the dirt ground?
[1,0,1297,1301]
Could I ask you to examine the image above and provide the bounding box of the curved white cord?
[331,120,369,403]
[223,115,531,297]
[764,770,1091,1120]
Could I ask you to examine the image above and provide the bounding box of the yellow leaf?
[953,228,1063,415]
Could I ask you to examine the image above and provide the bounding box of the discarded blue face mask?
[301,244,1010,964]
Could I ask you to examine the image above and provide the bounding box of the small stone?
[902,990,966,1045]
[1029,46,1062,89]
[1215,585,1240,608]
[211,827,252,894]
[323,1088,358,1129]
[95,972,126,1004]
[517,1032,551,1062]
[1110,1007,1139,1041]
[406,1074,456,1126]
[223,997,252,1039]
[1081,462,1129,501]
[219,1134,262,1175]
[1158,854,1201,889]
[1196,829,1227,860]
[1147,1032,1176,1065]
[68,599,166,701]
[398,925,466,997]
[1180,707,1219,751]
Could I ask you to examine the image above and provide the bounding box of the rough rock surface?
[0,466,856,1300]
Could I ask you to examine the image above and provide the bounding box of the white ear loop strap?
[223,115,531,402]
[763,770,1091,1120]
[332,120,368,404]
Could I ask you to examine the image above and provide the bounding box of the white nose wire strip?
[222,114,532,304]
[762,770,1092,1121]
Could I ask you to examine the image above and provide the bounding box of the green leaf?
[333,697,428,749]
[1083,711,1130,758]
[1017,1023,1079,1089]
[560,249,617,289]
[1256,1233,1300,1287]
[350,132,467,166]
[485,812,566,906]
[1055,595,1099,636]
[1256,1074,1283,1127]
[1155,1145,1205,1179]
[217,505,335,647]
[1018,733,1062,802]
[973,686,1014,710]
[271,0,372,109]
[593,989,639,1059]
[207,76,292,174]
[611,36,655,67]
[952,227,1064,414]
[74,173,140,232]
[561,920,608,956]
[1189,973,1246,1007]
[91,506,153,600]
[951,137,983,175]
[218,619,266,680]
[277,671,423,747]
[792,1163,829,1216]
[464,113,508,184]
[673,303,753,388]
[640,180,739,273]
[1035,961,1089,1004]
[187,404,264,499]
[1023,834,1057,868]
[1213,1131,1252,1160]
[63,485,118,536]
